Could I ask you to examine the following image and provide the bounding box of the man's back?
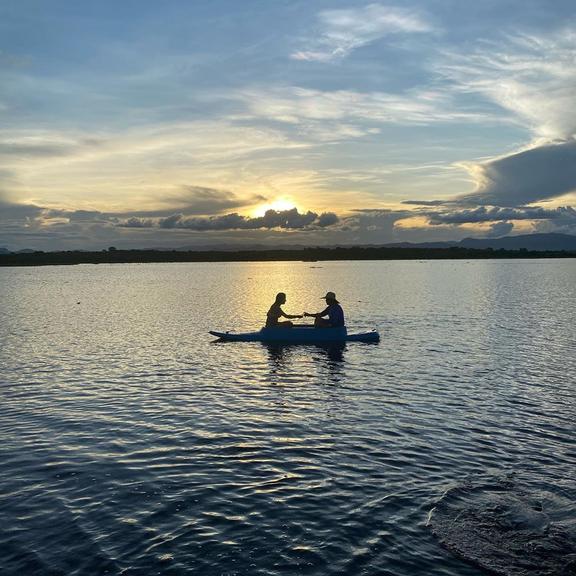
[327,303,345,327]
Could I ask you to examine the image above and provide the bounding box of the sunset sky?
[1,0,576,250]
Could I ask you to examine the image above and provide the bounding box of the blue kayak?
[209,326,380,343]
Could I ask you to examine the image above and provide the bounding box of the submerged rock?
[428,475,576,576]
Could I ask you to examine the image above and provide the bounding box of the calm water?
[1,260,575,576]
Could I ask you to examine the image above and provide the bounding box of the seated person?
[304,292,345,328]
[266,292,303,328]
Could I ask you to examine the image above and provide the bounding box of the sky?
[1,0,576,250]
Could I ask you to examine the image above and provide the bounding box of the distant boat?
[209,326,380,343]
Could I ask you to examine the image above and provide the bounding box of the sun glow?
[252,198,298,217]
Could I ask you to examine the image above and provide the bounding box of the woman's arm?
[281,310,303,319]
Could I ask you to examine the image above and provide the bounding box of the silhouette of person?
[266,292,303,328]
[304,292,345,328]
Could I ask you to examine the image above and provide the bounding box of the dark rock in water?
[428,475,576,576]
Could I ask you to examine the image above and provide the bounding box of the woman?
[266,292,303,328]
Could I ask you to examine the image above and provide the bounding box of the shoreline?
[1,247,575,267]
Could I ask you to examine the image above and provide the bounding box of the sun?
[252,198,298,217]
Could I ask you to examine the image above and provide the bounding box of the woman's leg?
[314,317,331,328]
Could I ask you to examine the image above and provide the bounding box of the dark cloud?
[485,221,514,237]
[67,210,109,222]
[1,185,573,252]
[43,208,113,223]
[0,138,103,158]
[351,208,393,213]
[316,212,339,227]
[119,208,339,231]
[459,139,576,207]
[114,186,267,218]
[404,140,576,210]
[0,186,39,221]
[41,186,266,223]
[427,206,576,225]
[0,194,49,249]
[250,208,318,230]
[402,199,447,206]
[121,216,155,228]
[0,198,43,221]
[0,142,76,157]
[341,209,411,240]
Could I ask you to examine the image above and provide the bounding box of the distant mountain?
[149,233,576,252]
[385,233,576,252]
[459,233,576,251]
[383,241,458,249]
[6,233,575,256]
[170,243,317,252]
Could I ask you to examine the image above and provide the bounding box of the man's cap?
[321,291,337,300]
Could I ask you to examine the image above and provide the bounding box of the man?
[266,292,303,328]
[304,292,345,328]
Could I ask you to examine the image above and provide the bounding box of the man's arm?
[304,306,329,318]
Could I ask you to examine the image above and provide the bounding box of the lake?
[1,260,575,576]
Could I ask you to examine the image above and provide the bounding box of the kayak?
[209,326,380,343]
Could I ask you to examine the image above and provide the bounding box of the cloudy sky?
[1,0,576,250]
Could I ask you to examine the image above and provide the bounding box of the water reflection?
[265,342,346,363]
[263,342,293,372]
[264,342,347,384]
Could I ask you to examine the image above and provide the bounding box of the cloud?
[0,188,44,221]
[65,210,109,222]
[427,205,576,224]
[0,136,102,158]
[39,188,269,229]
[0,122,309,213]
[292,3,432,62]
[429,30,576,209]
[238,86,493,127]
[119,207,340,231]
[438,30,576,140]
[112,186,267,217]
[485,221,514,237]
[37,185,266,222]
[328,208,479,244]
[0,199,43,221]
[351,208,402,214]
[316,212,340,227]
[402,199,447,206]
[459,139,576,206]
[3,196,574,252]
[341,208,410,236]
